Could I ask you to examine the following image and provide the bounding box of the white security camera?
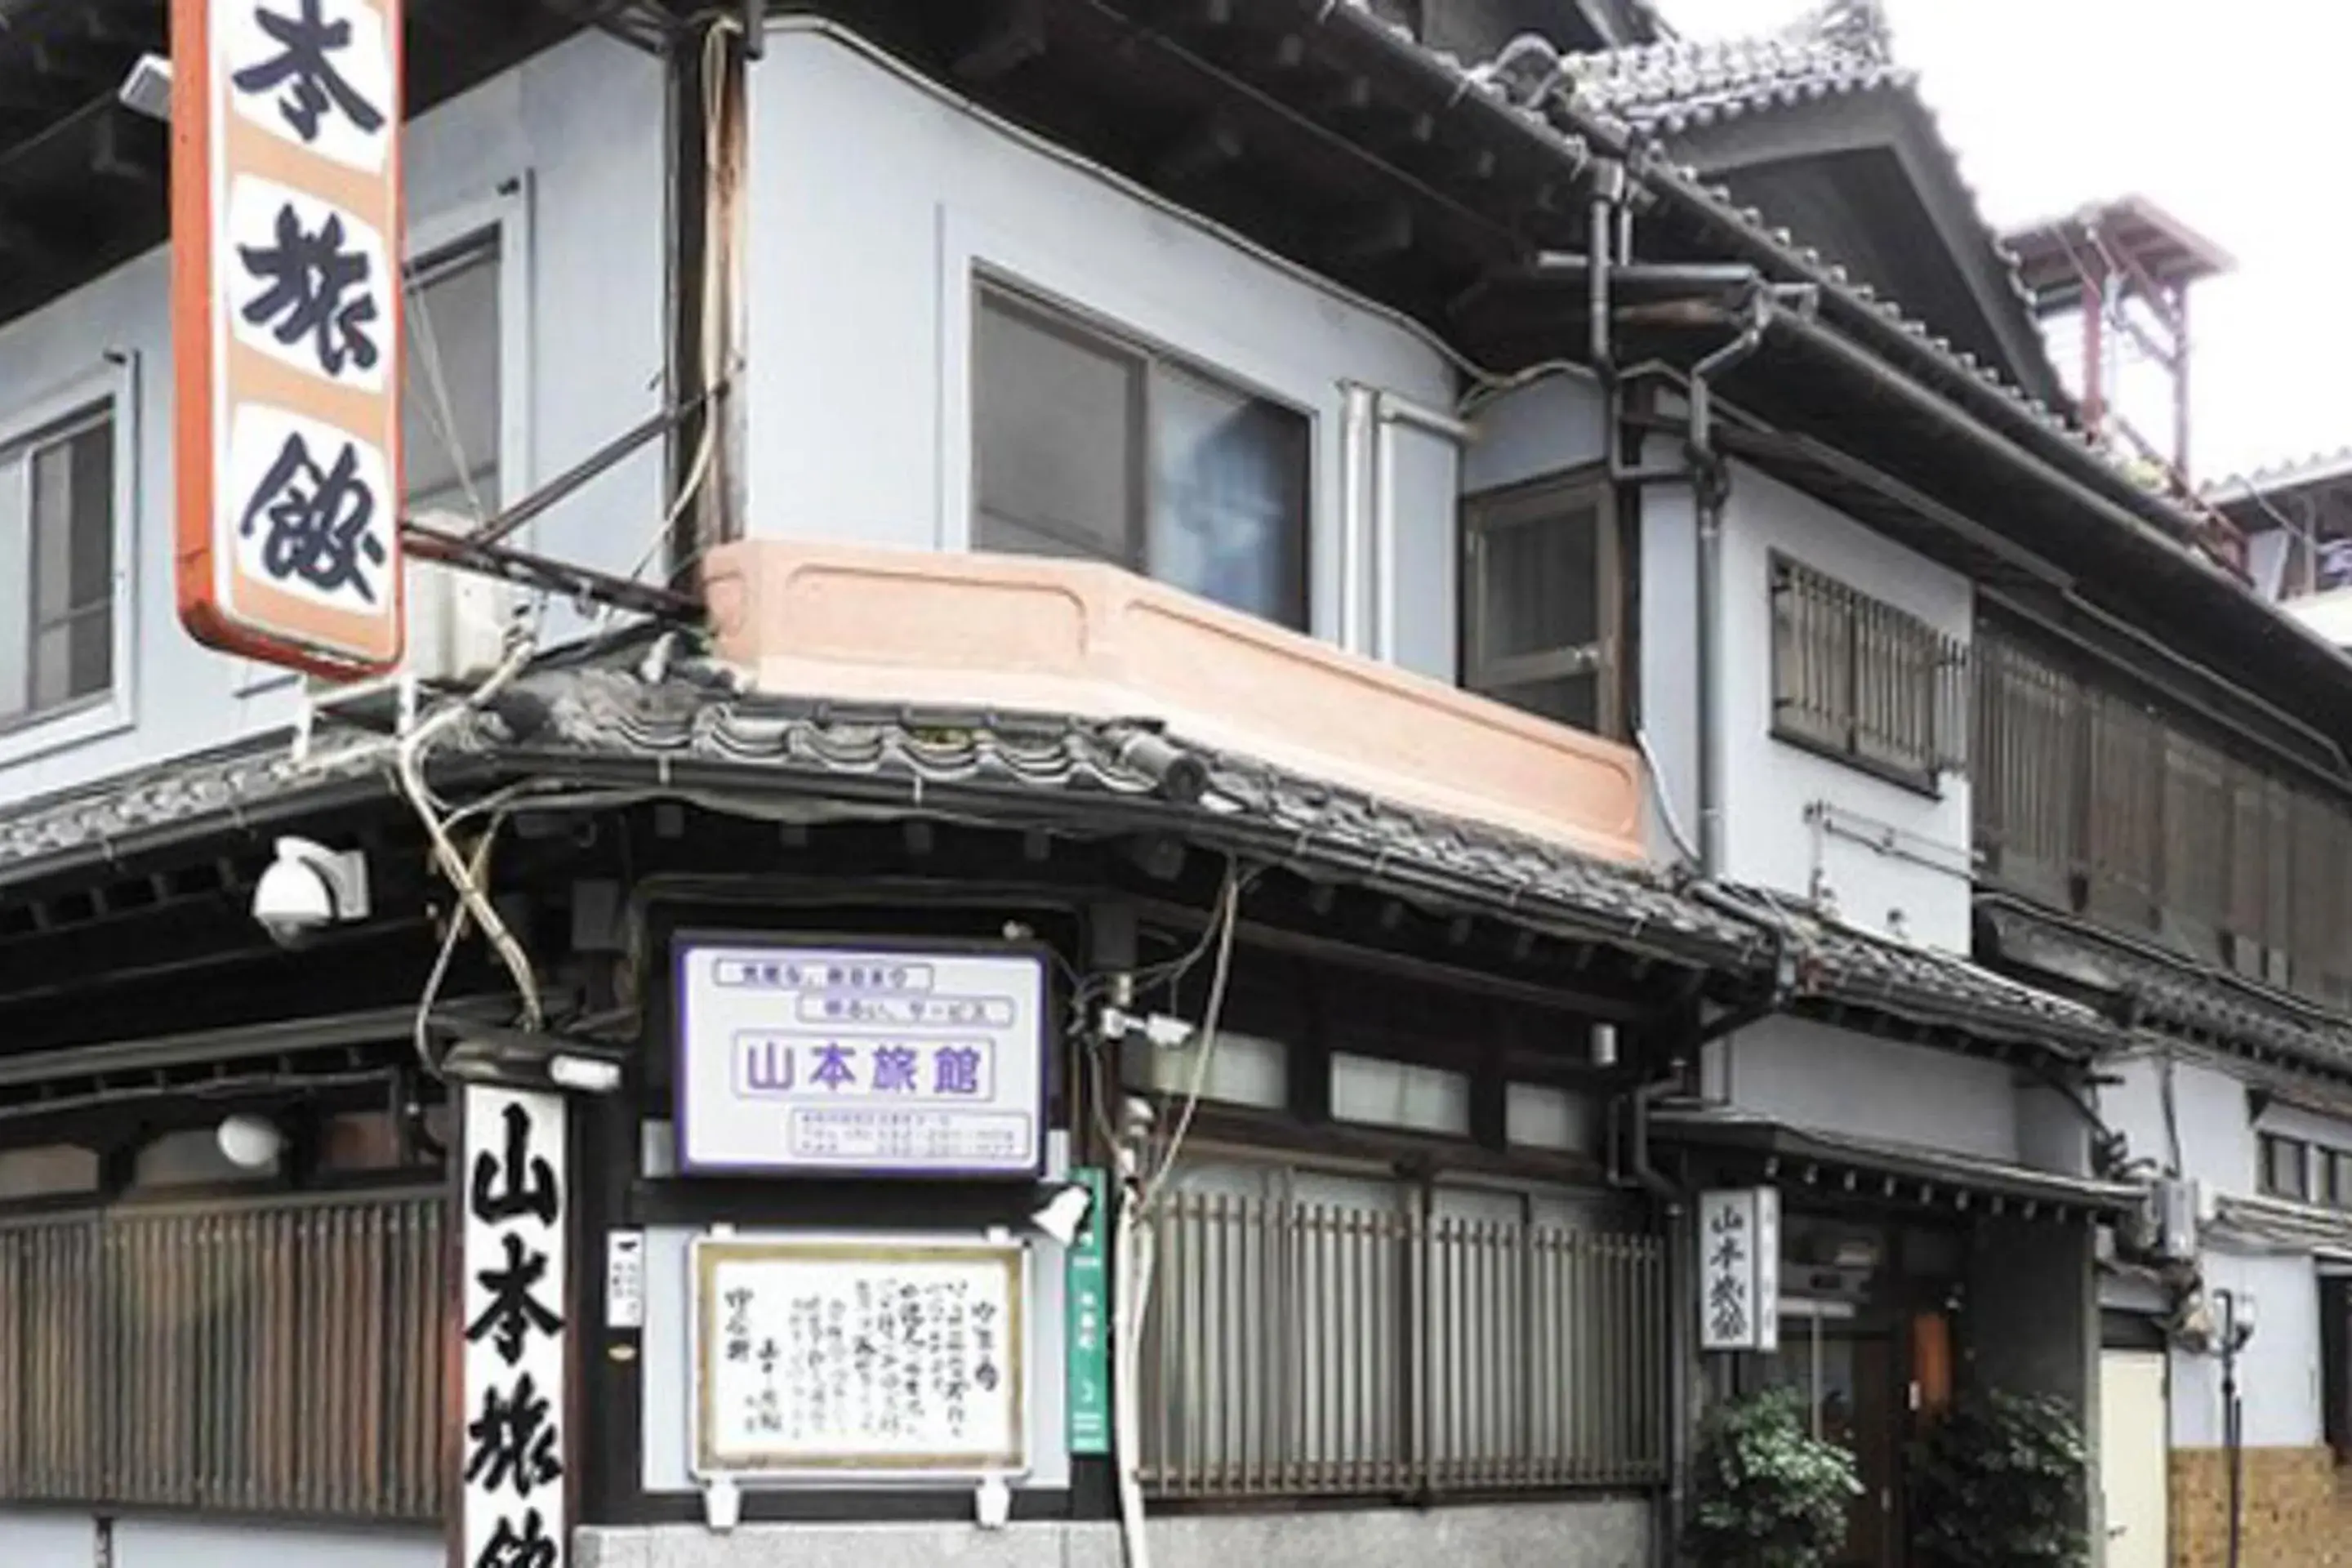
[251,836,372,947]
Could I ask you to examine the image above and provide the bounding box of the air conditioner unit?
[400,539,517,688]
[296,534,517,750]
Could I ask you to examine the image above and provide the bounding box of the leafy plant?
[1908,1390,2090,1568]
[1687,1386,1863,1568]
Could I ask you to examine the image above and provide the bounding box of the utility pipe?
[1303,2,2230,560]
[1624,1070,1690,1568]
[1339,384,1376,655]
[1585,164,1624,369]
[1688,291,1774,880]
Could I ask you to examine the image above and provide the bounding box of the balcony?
[702,543,1650,864]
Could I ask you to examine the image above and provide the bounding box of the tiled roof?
[1561,35,1914,136]
[0,732,394,883]
[1650,1099,2146,1213]
[1979,896,2352,1077]
[1330,6,2212,543]
[2206,448,2352,507]
[1557,7,2045,330]
[0,662,2120,1057]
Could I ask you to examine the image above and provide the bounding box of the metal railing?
[0,1187,447,1521]
[1771,555,1971,787]
[1139,1192,1665,1499]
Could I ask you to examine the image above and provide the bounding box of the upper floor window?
[402,232,503,520]
[1771,554,1969,791]
[973,284,1309,629]
[1461,469,1620,736]
[2260,1131,2312,1202]
[0,402,114,732]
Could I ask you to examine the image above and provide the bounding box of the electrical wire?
[613,14,738,595]
[1138,866,1244,1211]
[412,807,510,1076]
[393,635,546,1053]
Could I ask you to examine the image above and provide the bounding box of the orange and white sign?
[173,0,406,675]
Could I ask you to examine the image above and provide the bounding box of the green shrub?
[1687,1386,1862,1568]
[1909,1390,2090,1568]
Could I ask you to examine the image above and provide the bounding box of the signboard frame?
[456,1082,570,1568]
[1699,1186,1782,1354]
[171,0,409,677]
[689,1234,1031,1481]
[670,930,1053,1183]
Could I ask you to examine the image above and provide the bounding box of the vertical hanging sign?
[461,1085,569,1568]
[1698,1187,1781,1353]
[172,0,407,675]
[1064,1167,1111,1457]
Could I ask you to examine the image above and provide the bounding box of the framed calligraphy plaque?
[690,1236,1030,1479]
[672,935,1050,1179]
[172,0,408,675]
[1698,1187,1781,1353]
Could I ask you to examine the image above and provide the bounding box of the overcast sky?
[1657,0,2348,483]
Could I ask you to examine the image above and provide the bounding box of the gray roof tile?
[1980,897,2352,1076]
[0,665,2123,1058]
[1424,16,2122,480]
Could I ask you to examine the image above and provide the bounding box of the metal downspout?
[1689,292,1772,880]
[1624,1069,1689,1568]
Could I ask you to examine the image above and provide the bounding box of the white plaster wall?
[743,23,1461,679]
[2169,1248,2323,1449]
[1640,478,1702,866]
[2100,1055,2334,1450]
[1458,373,1609,496]
[0,32,665,804]
[1705,1015,2022,1164]
[0,1511,92,1568]
[113,1520,439,1568]
[2098,1054,2256,1192]
[1717,464,1975,950]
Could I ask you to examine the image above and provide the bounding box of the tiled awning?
[0,660,2126,1059]
[1650,1100,2146,1220]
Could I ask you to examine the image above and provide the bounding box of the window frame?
[969,276,1314,631]
[1458,465,1624,739]
[2259,1131,2312,1202]
[0,360,138,763]
[1769,550,1970,796]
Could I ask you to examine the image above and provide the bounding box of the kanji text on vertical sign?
[172,0,407,675]
[462,1085,569,1568]
[1698,1187,1781,1353]
[1064,1167,1110,1457]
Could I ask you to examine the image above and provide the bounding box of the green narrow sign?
[1066,1165,1111,1456]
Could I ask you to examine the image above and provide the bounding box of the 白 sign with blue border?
[674,936,1049,1179]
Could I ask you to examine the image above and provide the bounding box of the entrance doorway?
[2099,1349,2169,1568]
[1765,1302,1901,1567]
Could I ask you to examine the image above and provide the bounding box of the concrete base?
[577,1499,1650,1568]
